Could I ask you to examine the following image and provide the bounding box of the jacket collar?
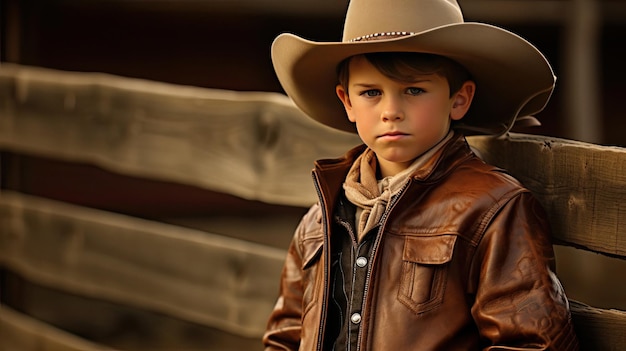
[312,132,474,219]
[410,132,474,182]
[314,131,473,187]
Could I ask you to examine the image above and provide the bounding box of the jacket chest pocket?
[398,234,457,315]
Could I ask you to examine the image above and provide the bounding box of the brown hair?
[337,52,472,97]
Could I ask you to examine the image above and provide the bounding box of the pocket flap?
[302,238,324,269]
[403,235,457,265]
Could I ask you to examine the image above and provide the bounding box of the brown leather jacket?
[264,134,578,350]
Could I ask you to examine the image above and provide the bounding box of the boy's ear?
[450,81,476,121]
[336,84,356,123]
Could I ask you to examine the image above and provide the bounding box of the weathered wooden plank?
[0,64,360,207]
[0,191,286,338]
[0,306,115,351]
[1,273,264,351]
[570,300,626,350]
[468,133,626,258]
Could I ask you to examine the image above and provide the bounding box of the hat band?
[348,31,416,42]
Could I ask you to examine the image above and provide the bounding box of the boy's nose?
[381,98,404,122]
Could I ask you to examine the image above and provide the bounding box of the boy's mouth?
[378,131,410,140]
[379,131,408,137]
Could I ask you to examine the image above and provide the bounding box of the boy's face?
[336,55,474,178]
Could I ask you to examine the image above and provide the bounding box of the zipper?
[336,198,358,247]
[340,209,359,351]
[355,178,413,350]
[312,170,330,351]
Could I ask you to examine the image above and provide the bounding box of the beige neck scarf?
[343,131,453,240]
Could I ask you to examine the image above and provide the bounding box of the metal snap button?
[356,256,368,268]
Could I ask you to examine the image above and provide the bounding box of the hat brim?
[271,23,555,135]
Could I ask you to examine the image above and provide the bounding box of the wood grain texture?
[571,300,626,350]
[468,133,626,258]
[0,191,286,338]
[0,306,115,351]
[0,64,360,207]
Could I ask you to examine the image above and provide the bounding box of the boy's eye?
[406,87,425,95]
[360,89,381,97]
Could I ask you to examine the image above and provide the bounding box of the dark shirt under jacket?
[325,195,381,351]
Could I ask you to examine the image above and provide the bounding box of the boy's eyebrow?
[351,83,378,88]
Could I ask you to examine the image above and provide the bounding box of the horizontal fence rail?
[0,64,360,207]
[0,307,116,351]
[468,134,626,258]
[0,191,285,339]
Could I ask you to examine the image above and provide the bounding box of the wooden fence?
[0,64,624,350]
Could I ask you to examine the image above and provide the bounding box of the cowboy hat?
[271,0,555,136]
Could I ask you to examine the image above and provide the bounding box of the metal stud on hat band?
[348,31,416,42]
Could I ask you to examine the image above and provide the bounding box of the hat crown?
[342,0,464,42]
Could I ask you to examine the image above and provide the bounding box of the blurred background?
[2,0,626,145]
[1,0,625,350]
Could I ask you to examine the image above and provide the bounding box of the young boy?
[264,0,578,350]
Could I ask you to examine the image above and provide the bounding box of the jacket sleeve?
[263,205,319,350]
[470,192,579,350]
